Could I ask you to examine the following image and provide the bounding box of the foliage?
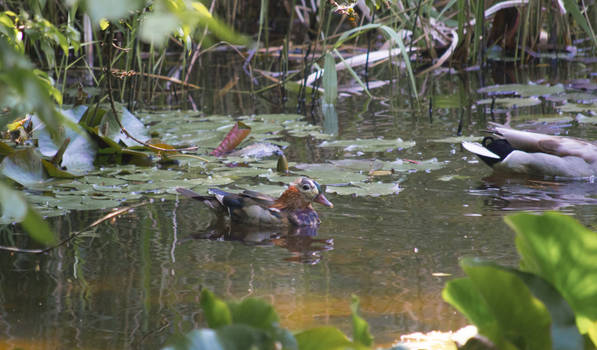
[443,212,597,349]
[163,289,372,350]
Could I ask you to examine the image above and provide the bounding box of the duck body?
[462,123,597,178]
[177,177,333,227]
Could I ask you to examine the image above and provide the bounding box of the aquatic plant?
[443,212,597,349]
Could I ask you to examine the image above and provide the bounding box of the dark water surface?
[2,61,597,349]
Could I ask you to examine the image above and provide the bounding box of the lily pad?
[36,105,97,174]
[326,181,402,197]
[477,97,542,108]
[429,135,483,143]
[478,83,565,97]
[318,138,416,152]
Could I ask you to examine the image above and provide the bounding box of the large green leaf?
[0,182,56,244]
[350,295,373,347]
[295,326,365,350]
[447,258,553,350]
[36,106,97,174]
[228,297,280,331]
[505,212,597,343]
[0,148,45,186]
[200,289,232,329]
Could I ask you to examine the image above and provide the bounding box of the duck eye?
[302,184,310,191]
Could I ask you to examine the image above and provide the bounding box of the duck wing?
[489,122,597,163]
[239,190,276,206]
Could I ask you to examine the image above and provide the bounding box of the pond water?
[1,59,597,349]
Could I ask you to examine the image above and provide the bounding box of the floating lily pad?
[478,83,565,97]
[430,135,483,143]
[558,102,597,114]
[319,138,416,152]
[575,113,597,124]
[326,181,402,197]
[477,97,542,108]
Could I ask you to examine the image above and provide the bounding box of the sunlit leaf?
[505,212,597,340]
[295,327,362,350]
[350,295,373,346]
[200,289,232,329]
[319,138,416,152]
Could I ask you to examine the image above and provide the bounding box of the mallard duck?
[462,122,597,178]
[176,177,333,227]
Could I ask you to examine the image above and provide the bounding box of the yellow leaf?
[191,1,212,18]
[99,18,110,30]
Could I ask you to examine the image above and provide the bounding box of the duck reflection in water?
[471,174,597,212]
[189,222,333,264]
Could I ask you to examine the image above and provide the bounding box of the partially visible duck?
[462,122,597,178]
[176,177,333,227]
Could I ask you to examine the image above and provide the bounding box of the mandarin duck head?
[271,177,333,211]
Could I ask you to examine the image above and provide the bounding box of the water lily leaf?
[477,97,542,108]
[559,102,597,114]
[478,83,565,97]
[229,143,282,158]
[0,141,14,156]
[326,182,401,197]
[430,135,483,143]
[438,175,470,181]
[41,159,78,179]
[574,113,597,124]
[287,163,369,184]
[211,122,251,156]
[319,138,416,152]
[0,148,45,186]
[100,106,149,147]
[36,106,97,174]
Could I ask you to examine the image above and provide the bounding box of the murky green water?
[2,61,597,348]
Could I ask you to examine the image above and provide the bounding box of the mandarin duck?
[462,122,597,178]
[176,177,333,227]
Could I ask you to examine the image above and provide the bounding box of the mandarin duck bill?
[462,122,597,179]
[176,177,333,227]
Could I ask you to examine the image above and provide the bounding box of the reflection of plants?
[443,212,597,349]
[164,289,372,350]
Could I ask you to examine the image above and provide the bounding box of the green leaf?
[0,148,45,186]
[561,0,597,47]
[0,182,56,245]
[350,295,373,346]
[21,203,57,245]
[322,53,337,105]
[82,0,145,23]
[295,326,362,350]
[216,324,272,350]
[200,289,232,329]
[228,297,280,331]
[445,258,554,350]
[505,212,597,341]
